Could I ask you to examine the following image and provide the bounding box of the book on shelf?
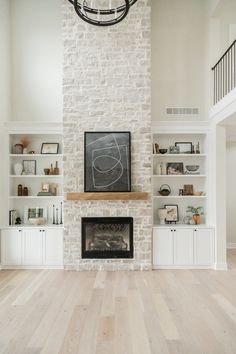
[37,192,54,196]
[9,210,17,225]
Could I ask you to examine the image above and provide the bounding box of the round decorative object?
[158,184,171,196]
[159,149,168,154]
[14,163,23,175]
[183,215,192,224]
[14,144,23,154]
[68,0,138,27]
[158,208,167,225]
[185,165,199,172]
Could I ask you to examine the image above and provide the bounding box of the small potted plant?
[186,206,204,225]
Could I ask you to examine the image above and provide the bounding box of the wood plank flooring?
[0,251,236,354]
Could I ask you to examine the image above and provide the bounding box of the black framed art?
[41,143,59,154]
[84,132,131,192]
[164,204,179,223]
[175,142,192,154]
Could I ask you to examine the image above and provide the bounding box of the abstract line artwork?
[84,132,131,192]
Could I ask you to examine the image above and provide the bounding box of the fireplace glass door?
[82,217,133,259]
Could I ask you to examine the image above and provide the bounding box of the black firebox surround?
[81,217,133,259]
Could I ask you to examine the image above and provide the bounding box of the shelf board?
[153,154,206,157]
[153,224,214,229]
[153,195,206,199]
[10,175,63,178]
[4,225,64,229]
[9,196,63,199]
[67,192,149,201]
[152,175,206,178]
[9,154,63,157]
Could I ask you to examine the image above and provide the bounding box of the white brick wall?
[63,0,152,270]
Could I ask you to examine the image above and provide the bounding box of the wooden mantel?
[66,192,149,201]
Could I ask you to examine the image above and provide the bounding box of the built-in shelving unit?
[5,124,64,228]
[151,123,215,269]
[152,128,210,226]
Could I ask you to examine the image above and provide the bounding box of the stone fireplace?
[63,0,152,270]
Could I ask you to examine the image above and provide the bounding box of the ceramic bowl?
[185,165,199,172]
[159,149,168,154]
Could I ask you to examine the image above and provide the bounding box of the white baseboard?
[0,265,64,270]
[227,243,236,249]
[153,265,215,270]
[214,262,228,270]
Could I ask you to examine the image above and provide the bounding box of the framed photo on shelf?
[164,205,179,223]
[84,131,131,192]
[166,162,184,175]
[41,143,59,154]
[175,142,192,154]
[23,160,36,175]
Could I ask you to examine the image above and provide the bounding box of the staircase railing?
[212,39,236,105]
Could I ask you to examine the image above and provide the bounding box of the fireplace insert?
[81,217,133,259]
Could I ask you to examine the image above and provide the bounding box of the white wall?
[226,138,236,246]
[11,0,62,122]
[0,0,10,227]
[0,0,11,124]
[151,0,208,121]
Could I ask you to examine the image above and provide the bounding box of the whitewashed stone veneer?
[63,0,151,270]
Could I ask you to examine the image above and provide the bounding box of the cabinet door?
[153,228,173,266]
[194,229,214,265]
[174,229,193,265]
[22,229,43,265]
[1,229,22,265]
[43,229,63,266]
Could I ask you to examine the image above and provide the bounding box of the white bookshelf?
[152,129,210,226]
[5,123,64,227]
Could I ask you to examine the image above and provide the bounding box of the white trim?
[210,87,236,125]
[227,243,236,249]
[151,120,210,134]
[0,265,64,270]
[153,265,215,270]
[214,262,228,270]
[4,121,63,134]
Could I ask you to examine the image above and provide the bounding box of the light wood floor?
[0,251,236,354]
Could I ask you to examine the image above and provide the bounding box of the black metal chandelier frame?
[68,0,139,26]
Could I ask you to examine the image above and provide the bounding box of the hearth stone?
[82,217,133,259]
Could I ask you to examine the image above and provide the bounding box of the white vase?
[14,163,23,175]
[23,147,28,154]
[158,208,167,225]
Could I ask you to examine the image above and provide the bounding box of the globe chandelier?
[68,0,139,27]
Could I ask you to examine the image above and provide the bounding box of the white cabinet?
[0,228,63,268]
[174,229,193,265]
[22,229,43,265]
[194,228,214,265]
[1,229,22,266]
[43,229,63,266]
[153,227,214,268]
[153,228,173,266]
